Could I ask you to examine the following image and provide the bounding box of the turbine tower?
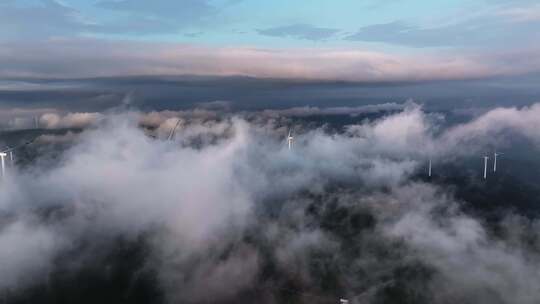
[0,140,34,178]
[493,151,503,172]
[0,152,6,179]
[483,154,489,180]
[287,130,294,150]
[428,158,432,177]
[167,118,182,141]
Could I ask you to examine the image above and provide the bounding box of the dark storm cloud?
[257,24,340,41]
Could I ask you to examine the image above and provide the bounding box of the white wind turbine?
[426,143,435,178]
[483,154,489,179]
[0,152,6,179]
[0,140,35,180]
[287,130,294,150]
[493,151,503,172]
[0,146,14,179]
[167,118,182,141]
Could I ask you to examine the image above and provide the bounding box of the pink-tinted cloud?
[1,38,540,82]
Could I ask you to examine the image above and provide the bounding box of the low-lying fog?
[1,102,540,304]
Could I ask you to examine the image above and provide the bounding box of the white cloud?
[497,4,540,22]
[2,39,540,82]
[1,103,540,301]
[0,220,64,290]
[440,103,540,156]
[384,183,540,304]
[39,112,104,129]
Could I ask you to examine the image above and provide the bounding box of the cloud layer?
[257,24,340,41]
[2,39,540,82]
[1,103,540,303]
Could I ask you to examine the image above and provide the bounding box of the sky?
[3,3,540,302]
[1,0,540,81]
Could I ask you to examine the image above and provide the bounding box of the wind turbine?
[167,118,182,141]
[0,140,35,178]
[493,151,503,172]
[483,154,489,180]
[0,152,6,179]
[287,130,294,150]
[4,146,15,166]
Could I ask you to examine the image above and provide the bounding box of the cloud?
[257,24,340,41]
[1,103,540,302]
[39,112,104,129]
[3,39,540,82]
[0,0,86,39]
[0,220,63,290]
[0,116,260,298]
[35,131,79,144]
[345,12,540,48]
[340,101,540,159]
[59,100,540,159]
[344,20,481,47]
[383,183,540,304]
[0,0,225,38]
[261,102,407,117]
[184,31,204,38]
[439,103,540,156]
[91,0,248,35]
[96,0,217,20]
[0,107,55,130]
[496,3,540,22]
